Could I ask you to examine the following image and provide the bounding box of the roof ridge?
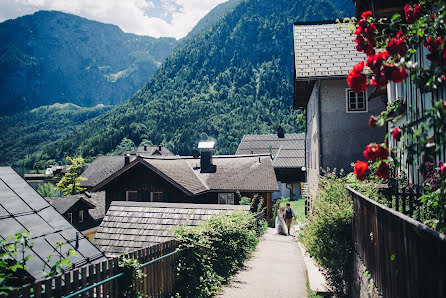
[185,159,209,191]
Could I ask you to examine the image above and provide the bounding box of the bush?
[299,169,354,297]
[173,210,259,297]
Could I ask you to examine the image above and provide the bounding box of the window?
[346,89,367,112]
[151,192,164,202]
[66,212,73,224]
[126,191,138,201]
[79,210,84,223]
[218,193,235,205]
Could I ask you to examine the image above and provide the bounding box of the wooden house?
[90,153,279,217]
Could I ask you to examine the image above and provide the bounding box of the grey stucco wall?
[305,80,320,199]
[320,79,386,173]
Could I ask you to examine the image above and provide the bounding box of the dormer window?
[126,191,138,201]
[66,212,73,224]
[346,89,367,113]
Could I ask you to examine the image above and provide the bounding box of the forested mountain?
[0,103,111,167]
[12,0,354,168]
[0,11,178,114]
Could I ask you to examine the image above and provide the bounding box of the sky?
[0,0,228,39]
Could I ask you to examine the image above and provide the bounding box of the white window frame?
[126,191,138,201]
[218,193,235,205]
[79,210,84,223]
[67,212,73,224]
[345,88,368,113]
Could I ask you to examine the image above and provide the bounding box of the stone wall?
[352,252,382,298]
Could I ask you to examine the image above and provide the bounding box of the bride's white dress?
[275,210,288,235]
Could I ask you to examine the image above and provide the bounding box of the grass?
[277,198,306,222]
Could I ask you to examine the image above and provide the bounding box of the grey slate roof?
[45,191,105,221]
[93,201,249,257]
[126,146,174,156]
[293,22,366,79]
[236,134,305,169]
[80,156,130,188]
[0,167,105,280]
[95,154,279,194]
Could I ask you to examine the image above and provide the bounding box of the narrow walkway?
[218,228,307,298]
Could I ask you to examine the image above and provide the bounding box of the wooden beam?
[266,193,272,218]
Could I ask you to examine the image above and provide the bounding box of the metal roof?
[0,167,106,280]
[236,134,305,169]
[293,22,366,79]
[93,201,249,257]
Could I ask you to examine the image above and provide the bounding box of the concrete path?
[218,228,307,298]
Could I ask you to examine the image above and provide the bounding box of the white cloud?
[0,0,228,38]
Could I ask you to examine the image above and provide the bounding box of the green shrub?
[37,183,56,197]
[255,219,268,236]
[173,210,259,297]
[299,169,354,297]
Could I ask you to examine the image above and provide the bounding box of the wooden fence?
[8,239,180,298]
[348,187,446,298]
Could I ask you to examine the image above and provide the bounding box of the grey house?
[293,21,386,198]
[236,131,305,200]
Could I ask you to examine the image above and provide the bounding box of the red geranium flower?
[369,115,377,127]
[363,143,388,161]
[361,11,372,19]
[347,62,368,93]
[404,4,422,24]
[392,127,402,141]
[354,160,369,181]
[376,161,390,179]
[390,67,407,83]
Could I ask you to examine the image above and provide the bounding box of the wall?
[320,79,386,173]
[352,253,383,298]
[272,181,302,200]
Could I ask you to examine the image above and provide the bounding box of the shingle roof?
[80,156,130,188]
[0,167,106,280]
[45,191,105,221]
[293,22,366,79]
[236,134,305,169]
[122,146,174,156]
[93,201,249,257]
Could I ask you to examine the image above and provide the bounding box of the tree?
[110,137,135,155]
[37,183,56,197]
[56,156,86,196]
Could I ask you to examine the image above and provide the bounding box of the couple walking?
[276,203,296,236]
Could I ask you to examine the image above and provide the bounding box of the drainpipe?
[317,79,323,175]
[286,183,293,201]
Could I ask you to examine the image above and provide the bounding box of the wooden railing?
[8,240,180,298]
[348,187,446,298]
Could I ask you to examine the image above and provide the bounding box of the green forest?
[3,0,354,169]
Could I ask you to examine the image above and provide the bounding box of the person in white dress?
[275,206,288,235]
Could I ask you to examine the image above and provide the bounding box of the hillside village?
[0,0,445,297]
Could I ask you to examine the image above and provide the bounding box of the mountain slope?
[21,0,354,167]
[0,11,178,114]
[0,103,111,167]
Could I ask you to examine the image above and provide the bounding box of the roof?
[293,22,366,79]
[236,134,305,169]
[93,201,250,257]
[45,191,105,221]
[80,156,130,188]
[45,195,95,214]
[0,167,106,280]
[94,155,279,194]
[123,146,174,156]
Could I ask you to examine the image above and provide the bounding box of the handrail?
[63,248,184,298]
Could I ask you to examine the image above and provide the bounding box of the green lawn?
[277,198,306,222]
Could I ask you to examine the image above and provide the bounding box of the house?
[0,167,106,280]
[90,149,279,217]
[293,21,386,199]
[236,130,305,200]
[80,146,173,190]
[44,191,105,241]
[93,201,250,257]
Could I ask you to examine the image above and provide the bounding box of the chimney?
[198,141,216,173]
[124,154,130,165]
[158,145,162,151]
[144,145,147,151]
[277,126,285,138]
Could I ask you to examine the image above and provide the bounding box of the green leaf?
[391,14,401,21]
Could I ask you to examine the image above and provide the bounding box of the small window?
[126,191,138,201]
[151,192,163,202]
[346,89,367,112]
[218,193,235,205]
[79,210,84,223]
[66,212,73,224]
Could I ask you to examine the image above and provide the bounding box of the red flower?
[443,100,446,109]
[363,143,388,161]
[413,5,423,19]
[347,62,368,93]
[361,11,372,19]
[404,4,422,24]
[440,162,446,175]
[354,160,369,181]
[390,67,407,83]
[392,127,402,141]
[369,115,377,127]
[376,162,390,179]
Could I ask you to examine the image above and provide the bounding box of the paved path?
[218,228,307,298]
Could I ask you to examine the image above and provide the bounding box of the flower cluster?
[386,32,408,58]
[391,127,401,141]
[423,36,446,66]
[354,143,391,180]
[424,161,446,190]
[404,3,423,24]
[366,51,408,88]
[354,11,376,56]
[347,62,367,92]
